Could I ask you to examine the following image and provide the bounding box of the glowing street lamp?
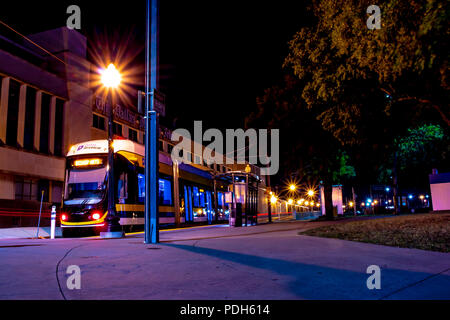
[100,63,123,239]
[307,189,315,197]
[270,195,278,204]
[288,198,293,205]
[289,184,297,191]
[101,63,122,88]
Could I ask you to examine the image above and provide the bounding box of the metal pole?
[267,175,272,223]
[101,92,123,238]
[145,0,159,244]
[50,205,56,239]
[352,186,357,216]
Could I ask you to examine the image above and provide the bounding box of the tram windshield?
[64,166,107,205]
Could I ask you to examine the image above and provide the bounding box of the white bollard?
[51,206,56,239]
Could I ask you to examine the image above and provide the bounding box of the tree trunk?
[393,152,400,214]
[323,182,334,220]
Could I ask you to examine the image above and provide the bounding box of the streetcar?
[60,139,230,237]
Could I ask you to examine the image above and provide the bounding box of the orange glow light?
[74,158,102,167]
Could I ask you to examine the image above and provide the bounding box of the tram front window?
[64,167,106,205]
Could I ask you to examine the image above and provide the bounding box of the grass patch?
[300,213,450,252]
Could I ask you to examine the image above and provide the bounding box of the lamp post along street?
[101,91,123,238]
[144,0,160,244]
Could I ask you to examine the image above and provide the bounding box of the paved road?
[0,220,449,300]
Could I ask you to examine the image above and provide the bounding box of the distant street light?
[307,189,315,197]
[289,184,296,191]
[288,198,293,205]
[270,195,278,204]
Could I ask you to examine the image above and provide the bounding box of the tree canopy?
[284,0,449,146]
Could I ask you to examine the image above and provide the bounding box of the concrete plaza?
[0,220,449,300]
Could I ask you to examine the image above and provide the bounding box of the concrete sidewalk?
[0,220,449,300]
[0,226,62,239]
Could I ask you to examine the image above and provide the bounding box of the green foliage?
[396,123,447,169]
[332,152,356,183]
[377,123,449,184]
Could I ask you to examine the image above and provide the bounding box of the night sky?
[1,0,310,131]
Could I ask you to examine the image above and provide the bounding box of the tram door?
[206,191,213,224]
[184,185,193,222]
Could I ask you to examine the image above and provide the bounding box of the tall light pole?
[100,63,124,239]
[144,0,159,244]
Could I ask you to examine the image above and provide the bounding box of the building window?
[14,178,38,200]
[39,93,51,153]
[54,99,64,156]
[128,128,138,142]
[113,122,122,136]
[6,79,20,147]
[23,86,36,151]
[92,114,105,131]
[37,179,49,202]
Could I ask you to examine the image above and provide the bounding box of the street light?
[270,195,278,204]
[101,64,122,88]
[289,184,296,191]
[288,198,293,205]
[307,189,315,197]
[100,63,124,239]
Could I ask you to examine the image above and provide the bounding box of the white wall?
[430,183,450,211]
